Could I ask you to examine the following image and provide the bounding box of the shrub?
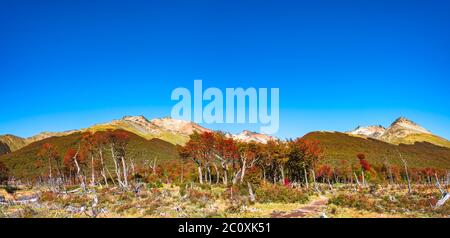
[20,206,38,218]
[40,191,58,202]
[329,190,450,216]
[255,183,309,203]
[147,180,163,189]
[225,199,248,214]
[221,184,249,201]
[186,188,213,206]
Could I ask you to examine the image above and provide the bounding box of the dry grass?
[0,183,448,218]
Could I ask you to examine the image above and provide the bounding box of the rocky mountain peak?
[387,117,431,135]
[233,130,275,144]
[122,115,150,123]
[348,125,386,139]
[391,117,415,126]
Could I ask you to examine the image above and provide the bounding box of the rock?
[0,142,11,155]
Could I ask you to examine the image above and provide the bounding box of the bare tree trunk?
[73,157,85,191]
[111,146,123,186]
[361,170,365,187]
[150,157,157,174]
[311,169,319,192]
[233,169,242,185]
[240,159,247,184]
[280,165,285,184]
[207,166,212,184]
[213,163,220,184]
[222,164,228,185]
[304,167,309,189]
[435,173,449,208]
[99,149,108,187]
[328,178,333,191]
[400,155,412,194]
[121,156,128,187]
[204,166,208,183]
[90,155,95,187]
[198,166,203,184]
[446,172,449,187]
[180,162,184,184]
[248,182,256,202]
[106,166,116,187]
[48,157,52,180]
[354,172,361,187]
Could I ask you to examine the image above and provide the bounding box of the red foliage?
[316,164,333,179]
[63,147,84,171]
[357,153,371,171]
[357,153,365,160]
[283,178,291,187]
[38,143,59,160]
[214,136,240,162]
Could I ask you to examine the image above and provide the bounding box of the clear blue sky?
[1,0,449,139]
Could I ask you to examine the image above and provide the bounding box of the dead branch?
[434,173,450,209]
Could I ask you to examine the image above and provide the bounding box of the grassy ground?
[0,183,448,218]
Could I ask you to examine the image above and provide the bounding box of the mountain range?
[0,116,276,154]
[3,115,447,154]
[347,117,450,148]
[1,116,450,178]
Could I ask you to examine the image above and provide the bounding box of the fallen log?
[13,194,39,205]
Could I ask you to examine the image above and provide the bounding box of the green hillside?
[87,121,189,145]
[303,131,450,169]
[389,133,450,148]
[0,130,179,178]
[3,130,450,179]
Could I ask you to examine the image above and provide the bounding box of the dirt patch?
[271,197,329,218]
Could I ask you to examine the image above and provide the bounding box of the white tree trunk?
[304,168,309,189]
[280,165,285,184]
[121,156,128,187]
[435,173,449,208]
[213,163,220,184]
[111,146,123,186]
[400,153,412,194]
[198,166,203,184]
[90,155,95,187]
[99,149,108,187]
[222,164,228,185]
[361,170,365,187]
[354,172,361,187]
[73,157,85,191]
[240,159,247,183]
[248,182,256,202]
[311,169,319,192]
